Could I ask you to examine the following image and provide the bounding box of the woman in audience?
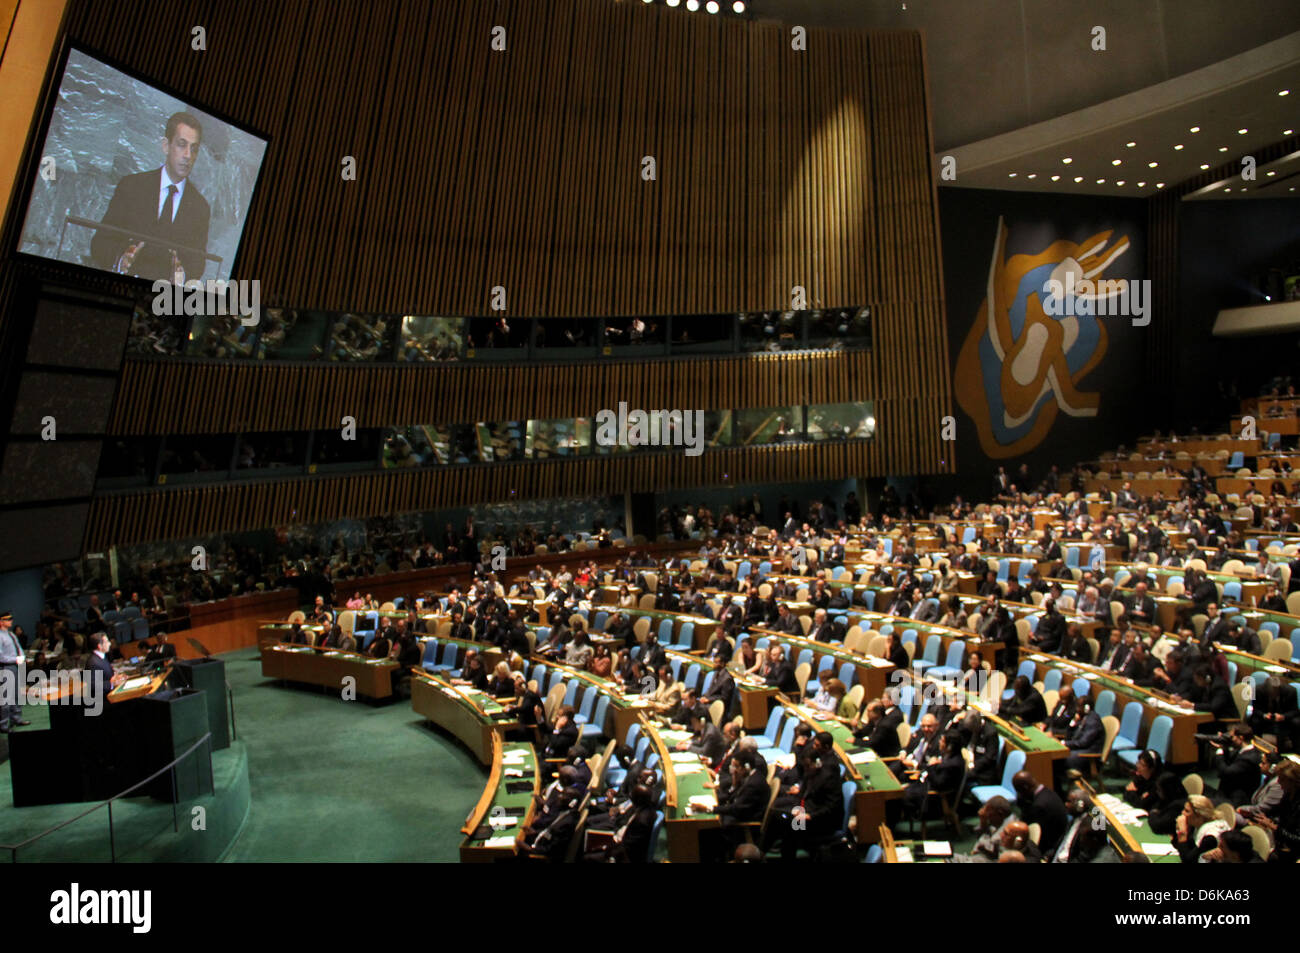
[488,660,516,697]
[730,636,761,677]
[937,594,967,630]
[612,648,636,687]
[617,584,636,609]
[452,648,489,691]
[1172,794,1231,863]
[959,650,987,693]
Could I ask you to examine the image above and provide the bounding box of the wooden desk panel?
[260,644,396,699]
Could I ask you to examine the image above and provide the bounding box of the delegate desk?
[777,699,904,845]
[970,702,1068,787]
[260,643,397,699]
[647,718,719,863]
[1209,642,1300,684]
[411,670,519,764]
[1024,652,1212,764]
[588,604,717,652]
[1079,780,1179,863]
[748,626,896,701]
[459,734,540,862]
[533,658,651,743]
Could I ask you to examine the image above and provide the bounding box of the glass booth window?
[805,402,876,440]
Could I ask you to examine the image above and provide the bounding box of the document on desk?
[503,768,526,778]
[922,841,952,857]
[119,676,152,693]
[894,846,915,863]
[483,835,518,849]
[686,795,717,813]
[1141,842,1178,857]
[669,751,700,764]
[849,750,877,764]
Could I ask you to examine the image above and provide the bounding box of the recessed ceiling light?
[706,0,720,12]
[1073,176,1083,183]
[1112,159,1122,166]
[732,0,745,11]
[1268,170,1276,176]
[685,0,699,9]
[1225,188,1232,193]
[1238,128,1248,135]
[1219,146,1228,152]
[1189,126,1200,133]
[1062,157,1073,164]
[1137,181,1146,187]
[1174,144,1184,151]
[1116,180,1125,186]
[1286,129,1295,136]
[1026,173,1037,179]
[1281,89,1291,96]
[1096,178,1106,184]
[1126,142,1136,148]
[1199,164,1209,170]
[1050,175,1060,182]
[1148,162,1158,168]
[1156,183,1165,189]
[1291,187,1296,191]
[1008,172,1017,177]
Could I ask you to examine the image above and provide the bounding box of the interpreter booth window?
[527,418,592,459]
[703,410,733,448]
[257,309,330,361]
[734,406,804,446]
[805,402,876,441]
[467,317,529,356]
[670,313,734,354]
[96,436,161,489]
[127,301,186,356]
[400,315,463,362]
[477,421,527,462]
[382,425,455,468]
[739,311,803,352]
[234,431,307,476]
[326,313,397,362]
[312,427,382,472]
[604,315,667,356]
[158,434,235,483]
[185,312,257,359]
[533,318,600,358]
[806,307,871,350]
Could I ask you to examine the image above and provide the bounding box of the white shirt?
[158,168,188,221]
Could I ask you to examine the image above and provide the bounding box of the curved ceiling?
[745,0,1300,151]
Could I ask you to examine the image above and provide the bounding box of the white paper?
[1141,842,1177,856]
[849,750,877,764]
[483,835,518,848]
[922,840,952,857]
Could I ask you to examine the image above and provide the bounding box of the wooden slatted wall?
[60,0,953,545]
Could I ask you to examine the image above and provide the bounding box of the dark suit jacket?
[1002,688,1047,725]
[91,168,212,280]
[86,651,115,696]
[765,661,799,694]
[924,751,965,796]
[859,706,904,757]
[1064,711,1103,753]
[1020,785,1069,854]
[703,669,736,712]
[717,771,769,825]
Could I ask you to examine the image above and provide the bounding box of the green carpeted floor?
[220,649,484,862]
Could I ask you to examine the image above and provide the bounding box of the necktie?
[160,184,177,224]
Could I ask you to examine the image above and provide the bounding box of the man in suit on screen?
[91,111,211,283]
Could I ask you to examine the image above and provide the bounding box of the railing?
[1,731,215,863]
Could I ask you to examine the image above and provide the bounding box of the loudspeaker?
[170,657,230,750]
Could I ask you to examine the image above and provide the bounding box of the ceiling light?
[1238,128,1248,135]
[1174,144,1184,151]
[733,0,746,10]
[1156,183,1165,189]
[1286,129,1295,136]
[1199,164,1209,170]
[1096,178,1105,184]
[1062,157,1073,164]
[1073,176,1083,183]
[1189,126,1200,133]
[1008,172,1017,177]
[706,0,720,11]
[1224,188,1232,193]
[1281,90,1291,96]
[1268,170,1276,176]
[1026,173,1037,179]
[1219,146,1228,152]
[1137,181,1146,187]
[1116,180,1125,186]
[1112,159,1121,166]
[1126,142,1136,148]
[1050,175,1060,181]
[685,0,699,9]
[1148,161,1158,168]
[667,0,681,5]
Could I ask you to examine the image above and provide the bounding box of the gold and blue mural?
[954,215,1133,459]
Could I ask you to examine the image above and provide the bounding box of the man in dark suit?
[1013,770,1069,854]
[902,729,965,822]
[1212,726,1262,806]
[1031,600,1067,654]
[701,656,736,715]
[1123,582,1157,627]
[1061,703,1104,773]
[854,698,904,757]
[705,749,771,860]
[1192,666,1236,729]
[1119,641,1157,686]
[1045,684,1078,735]
[678,708,727,763]
[144,631,177,663]
[772,605,802,636]
[962,712,1001,787]
[1200,603,1230,648]
[1001,675,1047,725]
[763,646,799,694]
[91,112,212,282]
[86,632,121,700]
